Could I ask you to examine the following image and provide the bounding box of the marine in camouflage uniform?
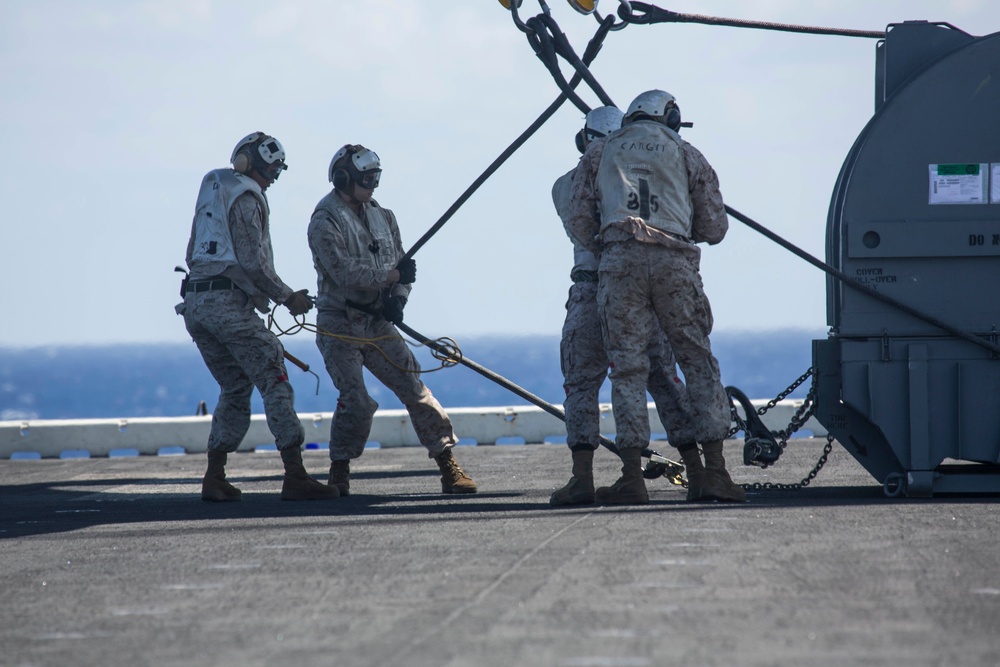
[307,144,476,496]
[550,155,696,507]
[567,92,745,504]
[179,131,337,502]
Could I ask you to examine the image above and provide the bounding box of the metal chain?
[742,434,835,491]
[727,368,834,490]
[761,367,814,413]
[727,367,814,439]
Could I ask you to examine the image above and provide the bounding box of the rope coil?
[266,311,462,376]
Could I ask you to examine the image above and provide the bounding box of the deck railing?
[0,401,825,459]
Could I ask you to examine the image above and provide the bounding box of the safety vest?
[312,191,401,308]
[552,168,599,274]
[188,169,268,274]
[597,121,693,239]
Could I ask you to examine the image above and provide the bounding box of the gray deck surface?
[2,439,999,667]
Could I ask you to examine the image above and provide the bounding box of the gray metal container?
[815,21,1000,496]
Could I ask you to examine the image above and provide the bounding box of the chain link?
[729,367,814,440]
[727,368,834,491]
[742,435,834,491]
[762,367,814,412]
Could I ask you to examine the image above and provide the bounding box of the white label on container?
[929,163,987,205]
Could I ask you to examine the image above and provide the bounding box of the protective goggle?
[262,160,288,181]
[356,169,381,190]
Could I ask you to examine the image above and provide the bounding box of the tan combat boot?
[329,459,350,496]
[595,447,649,505]
[700,440,747,502]
[201,450,242,502]
[550,448,595,506]
[435,449,477,494]
[280,447,340,500]
[677,444,705,502]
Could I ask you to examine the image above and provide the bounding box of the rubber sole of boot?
[201,480,242,502]
[201,491,242,502]
[442,484,477,494]
[549,477,596,506]
[281,478,341,501]
[595,493,649,505]
[549,492,596,506]
[695,471,747,503]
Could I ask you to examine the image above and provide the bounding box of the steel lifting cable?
[401,12,616,261]
[396,320,683,477]
[268,8,664,453]
[525,12,616,114]
[524,17,597,115]
[389,12,690,471]
[270,11,620,417]
[516,5,995,355]
[520,3,619,110]
[617,2,886,39]
[725,206,1000,357]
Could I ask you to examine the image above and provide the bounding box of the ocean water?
[0,329,824,421]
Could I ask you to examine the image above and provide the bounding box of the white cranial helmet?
[584,106,624,140]
[576,106,623,153]
[230,132,287,176]
[624,89,681,130]
[329,144,382,190]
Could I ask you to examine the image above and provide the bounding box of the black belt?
[570,270,599,283]
[183,277,236,295]
[345,296,383,317]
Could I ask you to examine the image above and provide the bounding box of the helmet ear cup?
[575,129,586,154]
[332,168,351,191]
[232,131,266,174]
[233,148,254,174]
[665,107,681,132]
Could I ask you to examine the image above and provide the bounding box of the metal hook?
[727,385,783,468]
[594,0,632,31]
[883,472,906,498]
[642,450,686,485]
[501,0,531,33]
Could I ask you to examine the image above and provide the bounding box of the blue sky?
[1,1,997,346]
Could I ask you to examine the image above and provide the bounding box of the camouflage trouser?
[182,289,304,453]
[597,240,731,450]
[316,308,457,461]
[561,281,697,450]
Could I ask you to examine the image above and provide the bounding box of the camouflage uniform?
[552,166,696,450]
[180,184,303,453]
[567,123,731,451]
[308,191,457,461]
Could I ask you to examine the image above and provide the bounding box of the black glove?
[395,258,416,284]
[381,295,406,324]
[284,289,313,317]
